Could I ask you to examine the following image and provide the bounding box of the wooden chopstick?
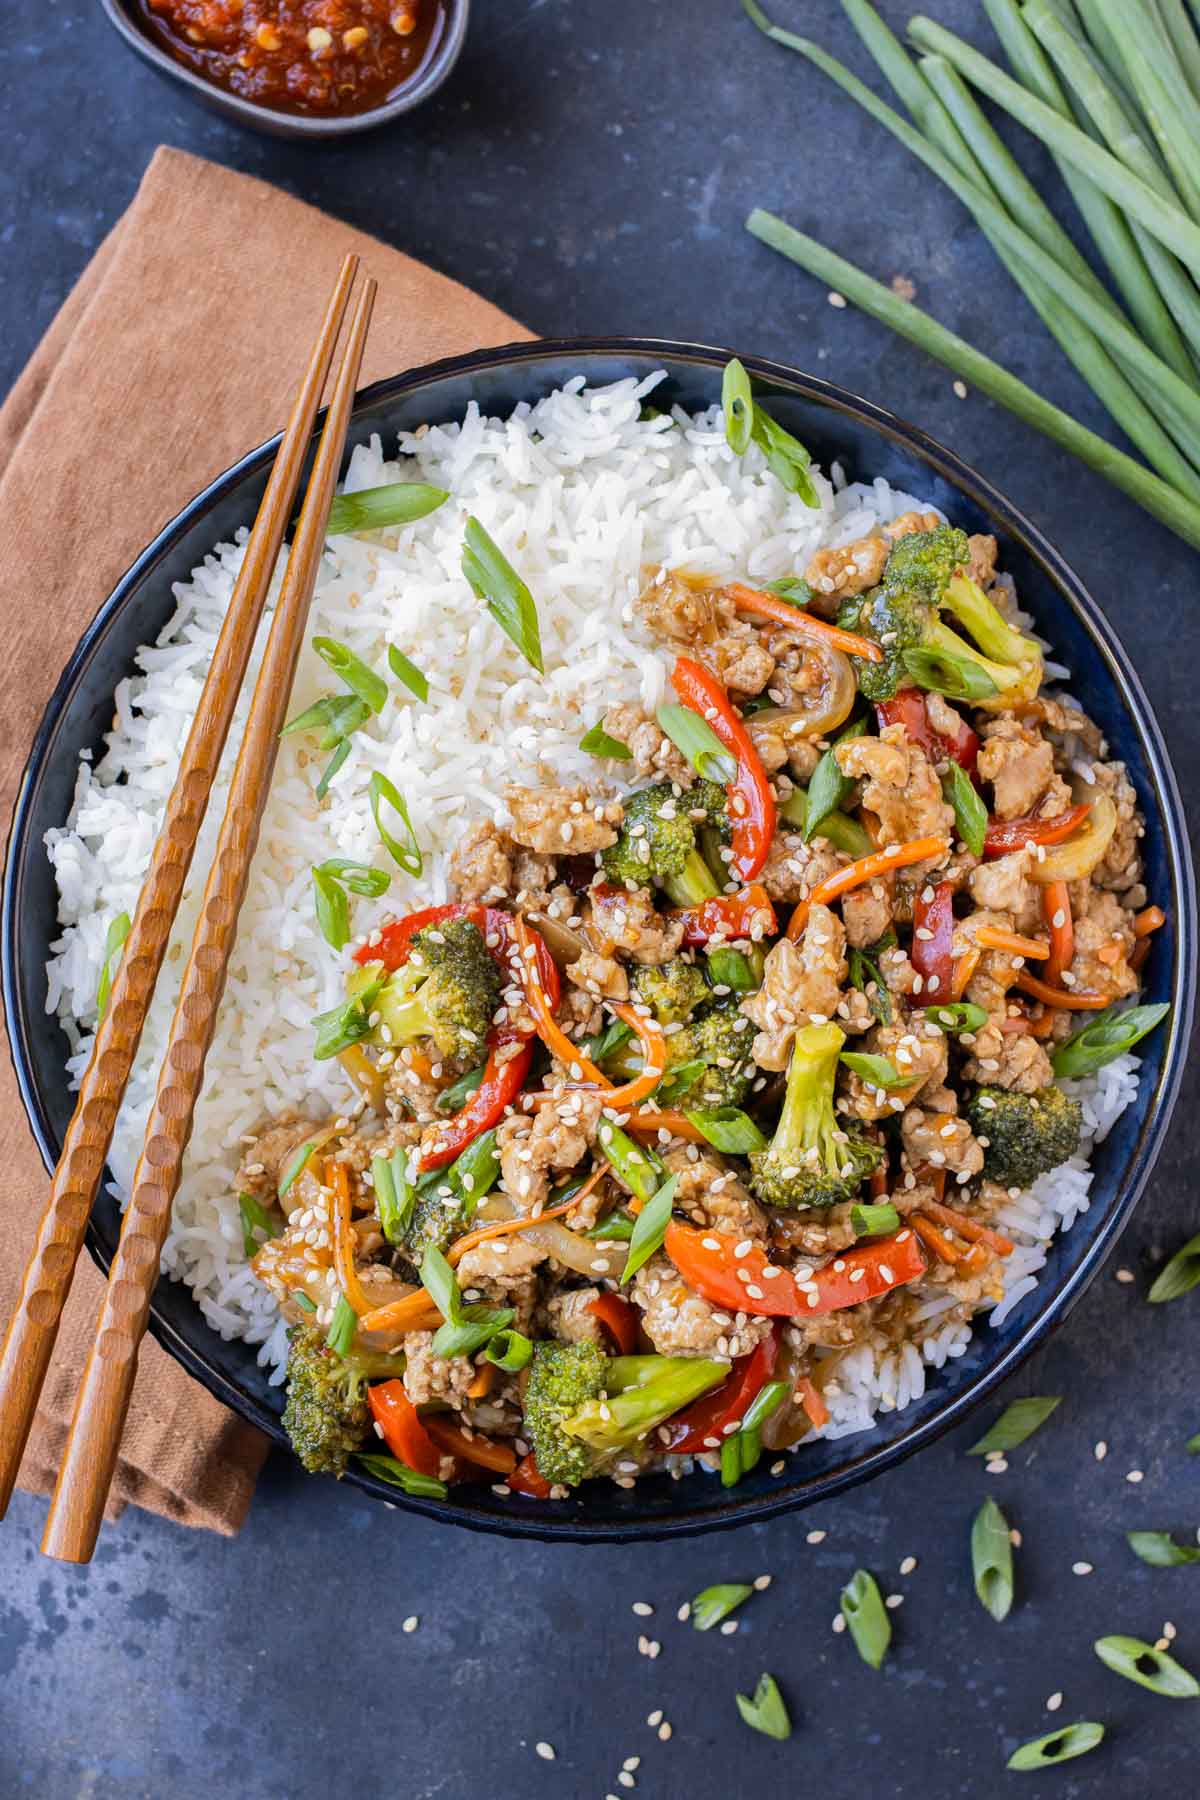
[39,271,378,1564]
[0,253,361,1524]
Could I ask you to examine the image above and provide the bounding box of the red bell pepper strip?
[663,1221,927,1318]
[983,801,1090,859]
[422,1414,517,1476]
[671,884,776,947]
[367,1380,443,1479]
[588,1292,640,1356]
[417,1038,533,1171]
[910,879,955,1004]
[509,1452,554,1498]
[876,689,979,774]
[664,1331,780,1453]
[671,656,776,883]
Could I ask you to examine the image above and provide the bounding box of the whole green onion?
[972,1497,1015,1622]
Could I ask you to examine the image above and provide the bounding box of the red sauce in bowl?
[135,0,444,116]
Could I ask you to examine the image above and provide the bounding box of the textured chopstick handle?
[40,276,377,1565]
[0,253,358,1522]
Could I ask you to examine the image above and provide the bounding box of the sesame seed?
[1010,1528,1022,1547]
[1164,1621,1177,1640]
[618,1774,636,1791]
[832,1613,846,1633]
[1046,1691,1063,1713]
[885,1593,904,1610]
[720,1620,739,1635]
[535,1741,556,1761]
[1094,1440,1108,1460]
[1072,1561,1093,1576]
[647,1710,663,1728]
[632,1601,653,1616]
[1115,1267,1135,1283]
[828,290,847,307]
[986,1456,1009,1475]
[623,1757,641,1773]
[754,1574,772,1591]
[807,1529,827,1544]
[1126,1468,1145,1483]
[658,1721,673,1741]
[402,1615,419,1633]
[899,1556,917,1575]
[953,379,968,399]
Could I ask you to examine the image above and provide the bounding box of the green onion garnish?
[315,737,351,801]
[368,771,423,877]
[1052,1002,1171,1079]
[355,1452,449,1500]
[620,1173,679,1286]
[237,1191,276,1260]
[293,1291,317,1314]
[850,1201,900,1237]
[371,1150,416,1246]
[584,1018,636,1063]
[318,858,391,898]
[684,1106,768,1155]
[277,1140,315,1200]
[1093,1635,1200,1697]
[462,515,544,674]
[312,636,388,713]
[421,1246,513,1359]
[734,1672,792,1741]
[840,1568,891,1669]
[705,946,763,992]
[972,1497,1015,1622]
[847,942,893,1027]
[599,1122,667,1208]
[968,1396,1061,1456]
[1188,1432,1200,1454]
[325,1292,356,1357]
[387,643,429,702]
[436,1064,487,1114]
[941,760,988,858]
[1127,1531,1200,1568]
[1006,1722,1105,1772]
[722,1380,788,1485]
[654,1060,706,1108]
[312,866,350,951]
[95,910,131,1020]
[579,720,632,759]
[484,1328,534,1372]
[656,703,738,784]
[312,982,382,1060]
[1149,1234,1200,1303]
[281,692,364,741]
[802,715,867,843]
[691,1582,754,1631]
[324,481,447,538]
[721,357,755,455]
[763,575,813,606]
[839,1050,907,1089]
[905,643,1000,703]
[925,1000,988,1034]
[585,1211,636,1242]
[721,357,819,507]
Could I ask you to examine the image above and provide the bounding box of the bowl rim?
[97,0,470,137]
[4,335,1194,1541]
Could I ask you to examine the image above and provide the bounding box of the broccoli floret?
[602,782,721,906]
[376,917,499,1068]
[281,1326,406,1477]
[686,995,757,1108]
[749,1022,883,1210]
[965,1084,1083,1189]
[633,959,712,1025]
[401,1186,471,1265]
[839,526,1043,708]
[523,1341,610,1487]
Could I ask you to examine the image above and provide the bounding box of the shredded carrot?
[513,913,611,1087]
[1133,905,1166,938]
[974,924,1051,960]
[598,1002,669,1108]
[950,943,981,1001]
[919,1197,1014,1258]
[786,836,950,940]
[422,1414,517,1476]
[626,1110,709,1144]
[1043,880,1073,986]
[911,1212,968,1267]
[1015,971,1111,1009]
[328,1159,377,1318]
[1028,1006,1057,1038]
[796,1376,830,1429]
[467,1362,498,1400]
[358,1289,444,1335]
[448,1180,601,1267]
[726,581,886,662]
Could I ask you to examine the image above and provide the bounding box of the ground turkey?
[505,784,623,856]
[632,1253,772,1360]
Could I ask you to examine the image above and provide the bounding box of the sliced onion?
[745,640,855,740]
[521,1219,625,1277]
[526,911,587,967]
[1030,792,1117,884]
[338,1044,386,1114]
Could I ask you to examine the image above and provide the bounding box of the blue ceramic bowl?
[3,340,1194,1540]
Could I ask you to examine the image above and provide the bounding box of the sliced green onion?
[316,858,390,898]
[656,703,738,784]
[851,1201,901,1237]
[579,720,633,759]
[387,644,429,702]
[278,1140,316,1199]
[684,1106,768,1154]
[312,636,388,713]
[293,1291,317,1314]
[238,1192,276,1259]
[419,1245,460,1323]
[840,1050,906,1089]
[780,785,876,859]
[1127,1530,1200,1567]
[763,575,814,605]
[586,1211,636,1242]
[368,771,423,877]
[315,737,351,801]
[600,1122,667,1207]
[355,1452,448,1500]
[752,406,820,508]
[312,982,382,1060]
[371,1150,416,1247]
[584,1018,636,1063]
[941,761,988,858]
[735,1672,792,1741]
[925,1000,988,1033]
[436,1064,486,1114]
[462,515,544,674]
[325,1292,356,1357]
[1188,1431,1200,1454]
[904,643,1000,702]
[1052,1001,1171,1078]
[312,866,350,951]
[444,1128,501,1206]
[847,943,894,1027]
[1148,1233,1200,1303]
[432,1305,515,1361]
[802,716,867,843]
[324,481,447,538]
[691,1582,754,1631]
[742,1378,788,1435]
[281,692,363,741]
[95,911,131,1019]
[1093,1634,1200,1697]
[840,1568,891,1669]
[484,1328,534,1372]
[972,1497,1015,1622]
[1007,1722,1105,1771]
[705,946,763,991]
[720,1433,745,1486]
[968,1396,1061,1455]
[655,1060,706,1108]
[722,357,755,455]
[620,1173,679,1286]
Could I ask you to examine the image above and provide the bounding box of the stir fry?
[241,515,1169,1500]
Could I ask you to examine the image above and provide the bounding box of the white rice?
[43,372,1139,1443]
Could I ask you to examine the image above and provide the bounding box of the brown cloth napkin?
[0,147,530,1533]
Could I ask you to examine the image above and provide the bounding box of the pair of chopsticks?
[0,253,376,1563]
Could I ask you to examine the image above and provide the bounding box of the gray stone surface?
[1,1,1197,1794]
